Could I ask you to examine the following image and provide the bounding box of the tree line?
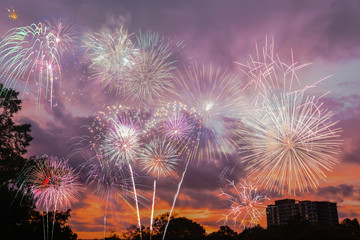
[106,213,360,240]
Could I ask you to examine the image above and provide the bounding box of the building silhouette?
[266,199,338,226]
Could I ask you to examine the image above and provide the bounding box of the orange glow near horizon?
[69,159,360,240]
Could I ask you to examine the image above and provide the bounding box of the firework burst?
[19,155,82,211]
[122,31,181,109]
[41,14,83,63]
[239,92,341,195]
[145,102,196,147]
[171,64,244,163]
[87,105,147,239]
[0,23,61,107]
[83,105,146,161]
[139,136,181,240]
[99,106,145,165]
[234,37,330,103]
[8,8,18,21]
[221,179,268,227]
[83,27,137,93]
[139,137,180,179]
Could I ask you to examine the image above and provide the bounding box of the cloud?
[343,138,360,165]
[338,209,360,219]
[315,184,359,203]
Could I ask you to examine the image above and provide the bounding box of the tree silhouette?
[207,226,238,240]
[0,85,77,240]
[120,213,206,240]
[0,83,33,183]
[341,218,360,236]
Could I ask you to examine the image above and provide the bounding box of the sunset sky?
[1,0,360,239]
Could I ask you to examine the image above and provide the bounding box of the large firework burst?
[98,105,146,165]
[239,92,341,195]
[122,31,181,109]
[0,23,61,107]
[171,64,244,163]
[83,27,137,93]
[221,179,268,227]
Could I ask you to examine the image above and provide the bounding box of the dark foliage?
[115,214,360,240]
[0,85,77,240]
[0,84,33,183]
[207,225,238,240]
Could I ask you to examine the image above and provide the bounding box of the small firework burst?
[83,27,137,93]
[145,101,196,142]
[221,179,268,227]
[41,14,83,62]
[122,31,180,109]
[239,92,341,195]
[19,155,82,211]
[8,8,18,21]
[139,138,180,178]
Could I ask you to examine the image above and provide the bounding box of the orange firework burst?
[8,8,18,21]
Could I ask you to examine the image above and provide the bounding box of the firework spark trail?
[138,137,180,239]
[150,179,156,240]
[170,63,245,163]
[128,163,142,240]
[0,23,61,108]
[103,191,110,240]
[234,37,331,104]
[220,179,268,227]
[239,92,342,195]
[84,152,133,240]
[162,160,190,240]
